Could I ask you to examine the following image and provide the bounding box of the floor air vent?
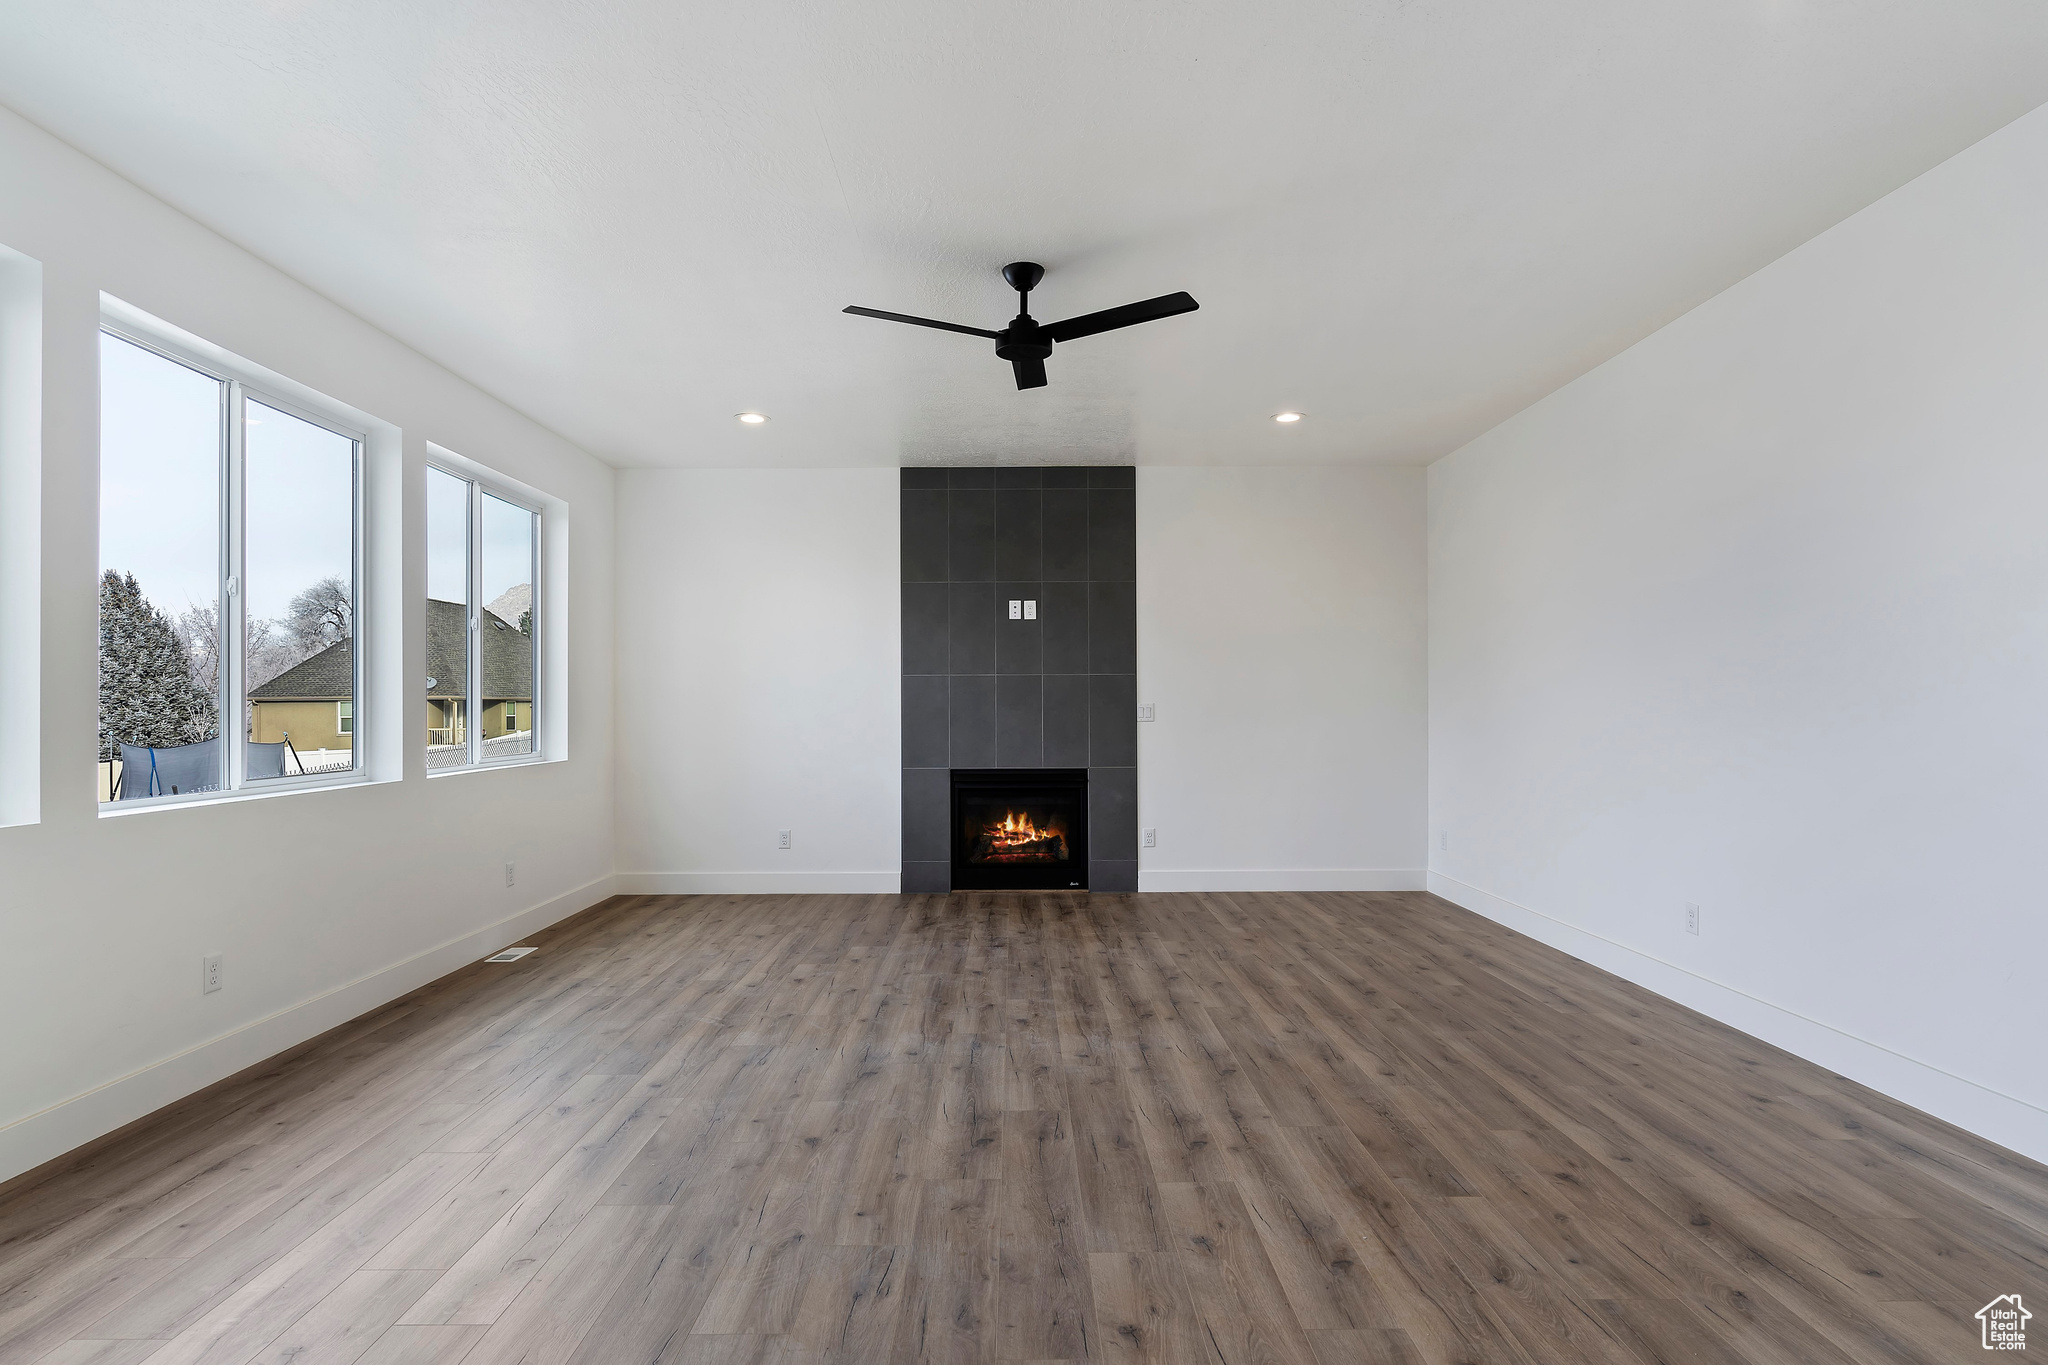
[484,946,537,962]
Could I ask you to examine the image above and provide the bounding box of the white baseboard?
[1138,868,1427,893]
[615,871,901,895]
[1427,871,2048,1165]
[0,873,619,1187]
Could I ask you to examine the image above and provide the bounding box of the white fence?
[427,729,533,769]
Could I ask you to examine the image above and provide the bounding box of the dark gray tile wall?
[902,465,1138,893]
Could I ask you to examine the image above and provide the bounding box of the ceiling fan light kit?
[845,261,1198,390]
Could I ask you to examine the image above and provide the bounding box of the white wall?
[1429,103,2048,1159]
[0,241,40,829]
[613,465,1430,897]
[613,468,900,892]
[0,106,617,1183]
[1138,467,1427,891]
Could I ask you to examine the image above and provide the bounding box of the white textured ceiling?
[3,3,2046,469]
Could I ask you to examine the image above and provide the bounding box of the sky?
[99,333,220,617]
[428,466,535,611]
[104,333,532,632]
[480,489,534,613]
[246,398,351,622]
[426,465,467,604]
[101,334,349,623]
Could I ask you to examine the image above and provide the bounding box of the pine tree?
[99,570,217,761]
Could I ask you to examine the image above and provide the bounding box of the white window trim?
[98,314,367,813]
[426,461,544,775]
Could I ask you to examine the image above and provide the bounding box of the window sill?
[99,770,375,818]
[426,753,557,780]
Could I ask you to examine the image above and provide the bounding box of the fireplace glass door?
[950,768,1088,890]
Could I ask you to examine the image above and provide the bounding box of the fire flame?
[970,807,1069,863]
[989,810,1056,847]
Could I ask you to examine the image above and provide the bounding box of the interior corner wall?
[1136,466,1427,891]
[612,467,900,893]
[1427,102,2048,1160]
[0,105,618,1184]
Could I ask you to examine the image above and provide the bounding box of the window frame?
[98,319,367,810]
[426,461,543,773]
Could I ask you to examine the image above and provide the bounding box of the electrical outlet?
[1008,600,1022,620]
[1143,828,1157,848]
[202,954,222,995]
[505,861,515,887]
[777,829,792,850]
[1023,599,1037,620]
[1136,703,1156,722]
[1685,902,1700,936]
[1439,830,1448,852]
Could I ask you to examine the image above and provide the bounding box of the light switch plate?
[1136,703,1156,722]
[1023,599,1036,619]
[1008,600,1022,619]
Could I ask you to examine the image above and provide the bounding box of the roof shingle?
[249,598,533,702]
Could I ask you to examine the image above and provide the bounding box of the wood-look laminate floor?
[3,891,2046,1365]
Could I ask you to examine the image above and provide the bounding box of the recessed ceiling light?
[736,412,768,424]
[1273,411,1304,424]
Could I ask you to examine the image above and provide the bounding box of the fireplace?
[951,768,1089,890]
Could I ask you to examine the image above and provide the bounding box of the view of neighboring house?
[423,597,467,750]
[246,636,355,754]
[249,598,533,762]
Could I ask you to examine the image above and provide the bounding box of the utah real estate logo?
[1979,1294,2030,1351]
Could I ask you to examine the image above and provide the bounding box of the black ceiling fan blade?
[843,306,1003,340]
[1012,355,1047,390]
[1043,291,1198,343]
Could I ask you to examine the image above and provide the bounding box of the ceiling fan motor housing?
[997,262,1053,362]
[996,322,1052,362]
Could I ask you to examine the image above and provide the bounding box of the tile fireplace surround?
[900,466,1138,892]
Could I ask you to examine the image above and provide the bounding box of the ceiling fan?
[844,262,1198,390]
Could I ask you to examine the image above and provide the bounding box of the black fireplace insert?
[950,768,1088,890]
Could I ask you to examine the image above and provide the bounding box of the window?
[246,399,358,775]
[99,323,362,806]
[426,463,539,770]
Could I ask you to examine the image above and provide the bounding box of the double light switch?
[1008,599,1037,620]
